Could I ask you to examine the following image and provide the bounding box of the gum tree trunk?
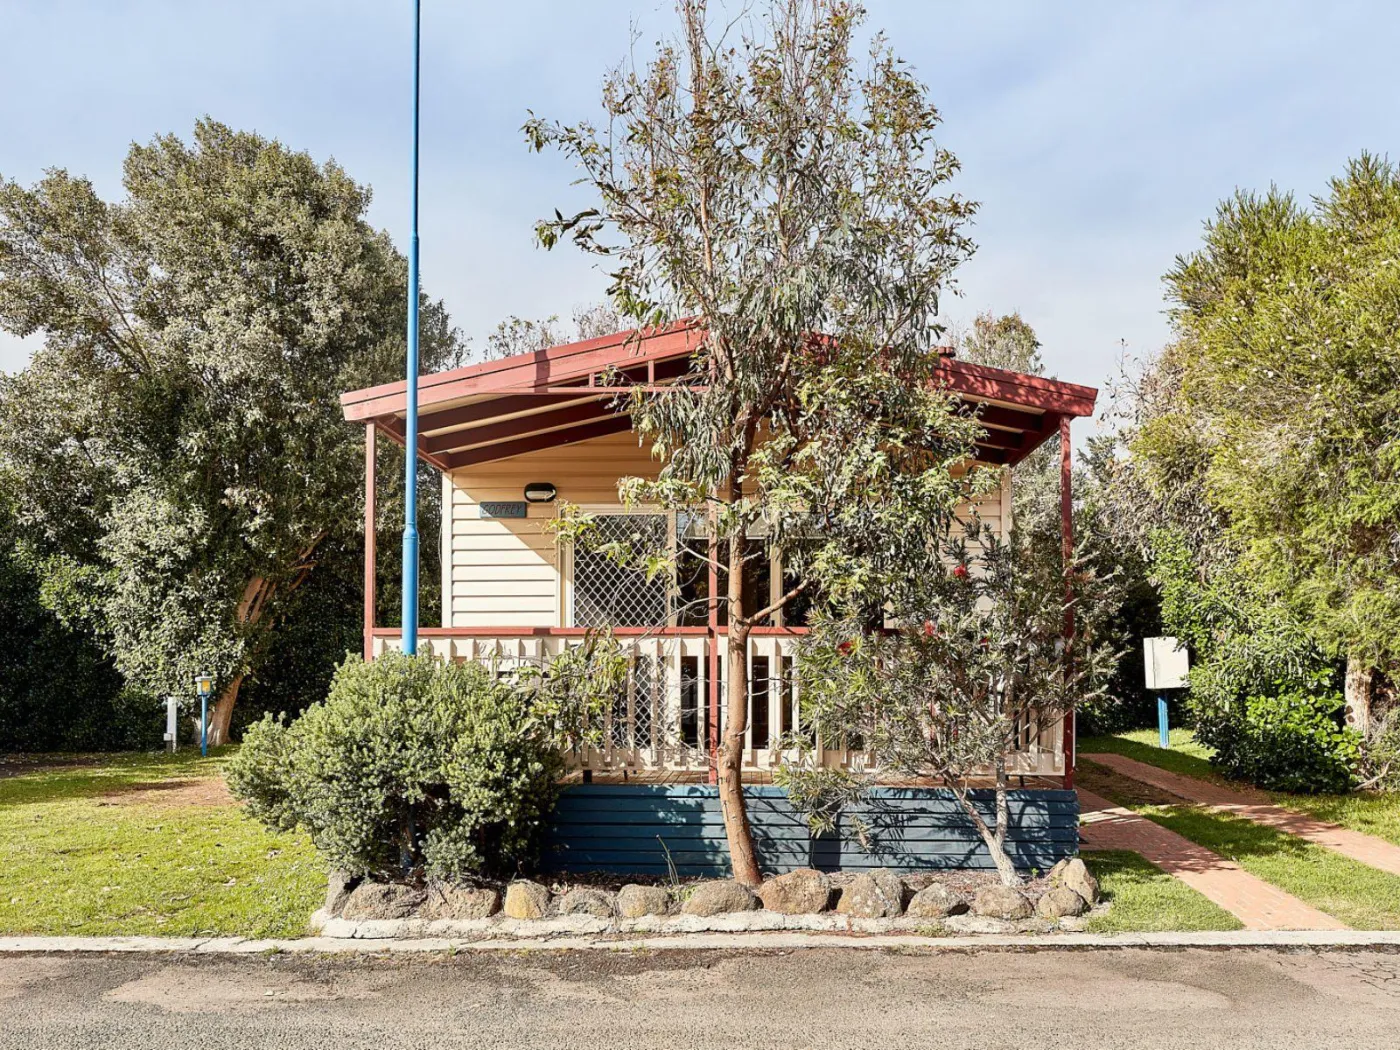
[717,526,762,887]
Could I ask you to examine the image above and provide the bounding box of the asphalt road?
[3,946,1399,1050]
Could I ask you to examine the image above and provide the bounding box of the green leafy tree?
[527,0,985,884]
[0,119,461,743]
[1138,154,1400,730]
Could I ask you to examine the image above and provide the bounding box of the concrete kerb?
[4,930,1400,955]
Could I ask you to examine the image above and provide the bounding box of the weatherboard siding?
[443,431,1011,628]
[545,785,1078,876]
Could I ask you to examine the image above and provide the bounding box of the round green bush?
[1194,680,1360,794]
[228,652,565,880]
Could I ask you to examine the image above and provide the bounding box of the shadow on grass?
[0,748,234,808]
[1078,732,1222,785]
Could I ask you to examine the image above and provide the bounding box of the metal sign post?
[1143,637,1189,748]
[193,673,213,757]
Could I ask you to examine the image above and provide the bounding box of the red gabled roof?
[340,323,1098,470]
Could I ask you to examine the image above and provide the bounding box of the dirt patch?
[1077,758,1190,808]
[96,778,235,808]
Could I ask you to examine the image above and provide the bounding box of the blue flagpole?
[401,0,421,656]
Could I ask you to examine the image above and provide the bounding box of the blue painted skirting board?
[545,785,1079,877]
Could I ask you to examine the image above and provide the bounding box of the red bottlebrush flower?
[952,564,969,579]
[837,640,853,656]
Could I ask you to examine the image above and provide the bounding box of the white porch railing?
[370,628,1066,778]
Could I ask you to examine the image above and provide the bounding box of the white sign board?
[1144,637,1190,691]
[164,696,179,744]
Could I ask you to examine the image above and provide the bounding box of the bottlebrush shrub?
[228,652,569,880]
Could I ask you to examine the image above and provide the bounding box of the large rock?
[1057,858,1100,906]
[503,880,551,920]
[905,884,968,919]
[324,871,360,917]
[758,869,832,914]
[617,884,672,918]
[681,880,759,917]
[1036,886,1088,920]
[419,883,501,921]
[340,881,426,921]
[557,887,615,919]
[971,884,1033,920]
[835,869,905,918]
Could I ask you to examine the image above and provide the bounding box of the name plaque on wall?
[478,501,528,519]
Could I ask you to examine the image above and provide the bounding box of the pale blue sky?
[2,0,1397,427]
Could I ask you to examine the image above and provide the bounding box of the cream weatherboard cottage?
[340,323,1097,875]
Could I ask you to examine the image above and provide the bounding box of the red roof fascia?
[341,321,1098,424]
[341,320,703,422]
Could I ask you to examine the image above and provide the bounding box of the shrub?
[1194,678,1359,794]
[1359,709,1400,792]
[228,652,566,880]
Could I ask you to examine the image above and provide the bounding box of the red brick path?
[1084,752,1400,879]
[1077,789,1346,931]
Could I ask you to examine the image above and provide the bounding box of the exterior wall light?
[524,482,558,503]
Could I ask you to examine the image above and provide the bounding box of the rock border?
[318,864,1104,941]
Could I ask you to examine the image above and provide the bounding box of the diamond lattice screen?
[572,514,669,628]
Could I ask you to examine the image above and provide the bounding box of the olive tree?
[526,0,983,883]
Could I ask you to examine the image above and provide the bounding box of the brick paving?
[1084,751,1400,878]
[1078,789,1346,930]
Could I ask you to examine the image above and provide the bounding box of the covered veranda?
[340,323,1099,789]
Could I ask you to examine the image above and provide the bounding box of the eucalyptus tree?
[527,0,985,883]
[0,119,461,742]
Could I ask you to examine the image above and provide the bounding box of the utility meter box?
[164,696,179,750]
[1144,636,1190,691]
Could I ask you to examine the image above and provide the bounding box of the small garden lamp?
[193,673,214,757]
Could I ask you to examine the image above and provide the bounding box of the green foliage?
[0,119,462,739]
[795,522,1118,881]
[771,756,868,837]
[1139,154,1400,679]
[1361,711,1400,792]
[525,0,985,880]
[958,311,1044,374]
[799,523,1117,781]
[1194,677,1359,794]
[228,651,614,880]
[0,503,157,751]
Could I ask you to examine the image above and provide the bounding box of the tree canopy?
[528,0,989,883]
[0,119,460,741]
[1135,154,1400,726]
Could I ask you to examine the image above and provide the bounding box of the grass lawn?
[1080,728,1400,849]
[1078,728,1220,782]
[0,749,323,938]
[1143,805,1400,930]
[1080,850,1242,934]
[1080,758,1400,930]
